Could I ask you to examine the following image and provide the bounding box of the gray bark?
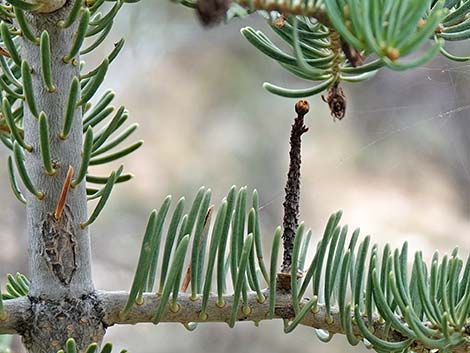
[2,289,468,353]
[17,2,105,352]
[23,4,93,300]
[0,297,30,335]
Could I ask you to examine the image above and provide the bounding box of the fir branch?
[98,291,470,353]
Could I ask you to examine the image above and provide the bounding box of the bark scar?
[40,206,77,285]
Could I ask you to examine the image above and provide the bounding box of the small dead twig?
[54,165,74,220]
[280,100,309,277]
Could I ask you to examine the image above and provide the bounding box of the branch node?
[135,297,144,306]
[169,302,180,313]
[256,295,266,304]
[242,305,252,316]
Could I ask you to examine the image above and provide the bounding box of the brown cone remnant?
[280,100,309,275]
[322,82,346,121]
[196,0,231,27]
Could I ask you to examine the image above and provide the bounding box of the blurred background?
[2,1,470,352]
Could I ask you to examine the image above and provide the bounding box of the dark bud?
[295,99,310,116]
[322,82,346,121]
[196,0,231,27]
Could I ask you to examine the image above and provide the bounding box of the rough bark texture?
[19,2,105,352]
[21,294,105,353]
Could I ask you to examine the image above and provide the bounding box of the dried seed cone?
[323,83,346,121]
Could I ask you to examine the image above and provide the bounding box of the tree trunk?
[17,2,105,352]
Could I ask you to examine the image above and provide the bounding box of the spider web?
[259,62,470,215]
[344,66,469,161]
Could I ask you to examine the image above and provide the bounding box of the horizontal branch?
[233,0,330,26]
[3,291,470,353]
[98,290,470,353]
[0,297,30,334]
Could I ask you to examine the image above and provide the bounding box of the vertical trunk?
[17,3,105,352]
[23,4,92,300]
